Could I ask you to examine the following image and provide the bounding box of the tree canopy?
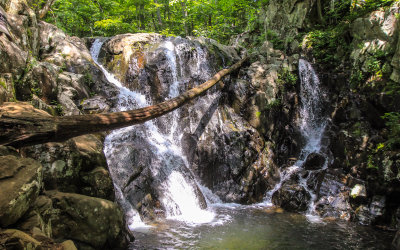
[44,0,268,43]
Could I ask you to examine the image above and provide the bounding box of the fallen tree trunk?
[0,56,248,148]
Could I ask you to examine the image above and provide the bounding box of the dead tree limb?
[0,56,248,148]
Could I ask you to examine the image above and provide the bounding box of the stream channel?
[90,38,394,249]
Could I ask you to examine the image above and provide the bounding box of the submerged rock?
[272,183,311,212]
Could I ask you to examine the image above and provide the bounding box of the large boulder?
[272,183,311,212]
[22,134,114,200]
[0,153,42,227]
[302,152,326,170]
[14,195,54,237]
[101,33,162,87]
[0,229,65,249]
[314,170,353,220]
[39,21,94,74]
[45,191,127,249]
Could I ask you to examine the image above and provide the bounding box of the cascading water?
[88,39,392,249]
[266,59,330,219]
[90,38,216,229]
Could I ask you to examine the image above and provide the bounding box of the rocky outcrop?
[324,2,400,227]
[350,3,399,75]
[0,151,42,227]
[0,228,68,249]
[187,105,271,203]
[101,33,162,87]
[262,0,315,43]
[21,132,114,200]
[45,191,127,249]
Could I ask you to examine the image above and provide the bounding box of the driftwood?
[0,56,248,148]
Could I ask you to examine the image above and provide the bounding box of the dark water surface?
[130,205,394,249]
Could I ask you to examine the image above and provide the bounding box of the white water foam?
[91,38,217,228]
[263,59,330,221]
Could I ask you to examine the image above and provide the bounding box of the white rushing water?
[90,38,216,229]
[265,59,329,221]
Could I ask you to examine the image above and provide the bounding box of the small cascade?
[90,38,216,229]
[266,59,330,219]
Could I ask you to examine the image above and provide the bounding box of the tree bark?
[316,0,324,24]
[180,0,188,36]
[0,56,248,148]
[38,0,56,19]
[154,0,162,29]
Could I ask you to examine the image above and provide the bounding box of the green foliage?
[304,27,349,67]
[46,0,266,44]
[266,29,284,50]
[83,72,94,88]
[0,80,6,90]
[277,67,298,87]
[382,112,400,149]
[367,154,378,169]
[350,49,392,89]
[324,0,396,25]
[51,100,64,116]
[265,98,281,110]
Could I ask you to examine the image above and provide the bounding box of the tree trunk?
[317,0,324,24]
[154,0,162,29]
[38,0,56,19]
[0,56,248,148]
[139,4,145,30]
[181,0,188,36]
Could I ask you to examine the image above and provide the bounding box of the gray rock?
[350,184,367,201]
[45,191,127,249]
[272,183,311,212]
[21,134,112,199]
[0,155,42,227]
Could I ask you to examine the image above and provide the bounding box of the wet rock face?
[187,105,270,204]
[101,33,162,91]
[314,170,353,220]
[354,195,386,225]
[0,152,42,227]
[302,152,326,170]
[272,183,311,212]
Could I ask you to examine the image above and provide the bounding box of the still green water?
[130,205,394,249]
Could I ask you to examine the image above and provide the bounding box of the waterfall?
[90,38,215,229]
[298,59,327,152]
[266,59,329,220]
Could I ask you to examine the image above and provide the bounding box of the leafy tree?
[45,0,267,43]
